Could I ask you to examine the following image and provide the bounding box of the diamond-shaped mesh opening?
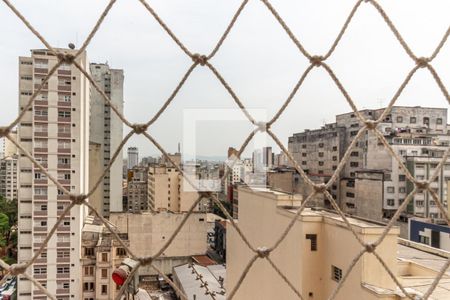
[0,0,449,299]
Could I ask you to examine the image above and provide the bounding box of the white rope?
[0,0,449,299]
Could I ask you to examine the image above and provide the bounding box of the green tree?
[0,213,9,249]
[0,196,17,262]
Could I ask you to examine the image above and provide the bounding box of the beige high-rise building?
[127,165,148,213]
[1,130,18,158]
[89,63,124,216]
[148,164,202,213]
[17,48,90,300]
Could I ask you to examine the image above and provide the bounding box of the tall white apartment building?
[127,147,139,169]
[17,48,90,300]
[89,63,124,216]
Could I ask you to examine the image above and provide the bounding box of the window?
[318,161,324,166]
[58,157,70,165]
[84,266,94,276]
[34,267,47,274]
[34,187,47,196]
[396,116,403,123]
[410,116,416,123]
[35,172,47,180]
[399,175,406,182]
[437,118,443,125]
[58,140,71,149]
[57,267,70,274]
[101,285,107,295]
[101,253,108,262]
[423,117,429,125]
[346,192,355,198]
[101,269,107,279]
[350,130,358,137]
[302,153,307,157]
[58,124,71,134]
[350,162,359,167]
[387,199,395,206]
[57,250,70,258]
[58,111,71,118]
[332,146,337,151]
[332,265,342,282]
[116,248,126,256]
[58,173,71,180]
[35,109,48,117]
[399,187,406,193]
[416,200,424,207]
[83,282,94,292]
[305,234,317,251]
[318,152,324,157]
[419,235,430,245]
[57,234,70,243]
[58,94,71,102]
[57,282,70,290]
[387,187,395,193]
[84,248,94,256]
[332,156,337,161]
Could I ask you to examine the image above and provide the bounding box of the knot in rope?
[9,263,27,275]
[192,53,208,66]
[132,123,148,135]
[365,120,378,130]
[313,183,327,193]
[57,52,75,64]
[256,246,270,258]
[365,243,376,253]
[415,180,429,191]
[69,193,87,205]
[310,55,324,67]
[0,126,10,137]
[256,121,268,132]
[416,57,429,68]
[139,256,153,266]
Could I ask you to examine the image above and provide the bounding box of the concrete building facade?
[127,147,139,170]
[148,165,201,213]
[0,155,19,201]
[110,211,208,276]
[81,215,129,300]
[89,63,124,216]
[17,48,90,299]
[127,166,148,213]
[289,106,450,222]
[227,186,401,300]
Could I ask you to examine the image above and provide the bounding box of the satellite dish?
[68,43,76,50]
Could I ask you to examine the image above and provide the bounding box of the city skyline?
[1,0,450,158]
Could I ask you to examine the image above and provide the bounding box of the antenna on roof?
[68,43,76,50]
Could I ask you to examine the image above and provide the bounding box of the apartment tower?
[127,147,139,169]
[89,63,124,216]
[17,48,89,299]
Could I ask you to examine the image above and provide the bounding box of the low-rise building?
[408,218,450,251]
[81,215,129,300]
[172,263,226,300]
[110,211,208,276]
[228,186,450,299]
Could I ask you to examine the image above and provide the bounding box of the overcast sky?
[1,0,449,159]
